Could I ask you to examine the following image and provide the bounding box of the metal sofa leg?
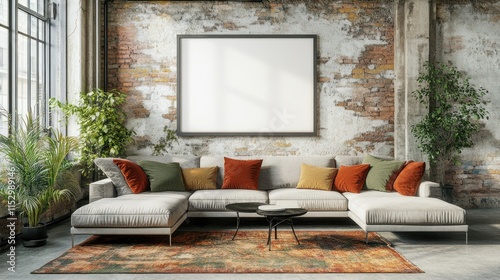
[466,231,468,245]
[365,232,369,244]
[71,234,74,247]
[169,234,172,246]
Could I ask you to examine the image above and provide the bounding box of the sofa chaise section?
[71,191,190,246]
[344,191,468,244]
[336,156,468,244]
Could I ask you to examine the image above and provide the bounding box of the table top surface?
[256,208,308,218]
[225,202,267,213]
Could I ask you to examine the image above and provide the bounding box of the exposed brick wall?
[447,159,500,208]
[436,1,500,208]
[332,2,395,154]
[108,25,151,119]
[107,0,395,157]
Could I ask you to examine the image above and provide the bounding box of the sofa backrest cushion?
[127,155,200,168]
[200,156,335,190]
[334,156,364,167]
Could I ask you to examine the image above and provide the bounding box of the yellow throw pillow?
[296,163,338,191]
[182,166,218,191]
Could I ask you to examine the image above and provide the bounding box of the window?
[17,1,48,121]
[0,0,6,24]
[0,0,8,135]
[0,0,62,135]
[0,47,4,67]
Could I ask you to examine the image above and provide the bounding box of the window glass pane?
[0,0,8,26]
[37,0,44,16]
[30,15,37,37]
[18,35,28,75]
[0,27,7,135]
[0,28,5,68]
[18,34,28,117]
[31,39,37,79]
[38,42,44,114]
[30,39,37,112]
[18,10,28,34]
[19,0,45,16]
[38,17,44,39]
[29,0,37,13]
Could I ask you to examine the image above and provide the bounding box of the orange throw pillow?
[333,164,371,193]
[386,160,413,192]
[221,157,263,190]
[393,161,426,196]
[113,159,150,194]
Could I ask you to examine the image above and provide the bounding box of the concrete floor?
[1,208,499,280]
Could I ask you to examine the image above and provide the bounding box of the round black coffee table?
[225,202,267,240]
[256,208,308,251]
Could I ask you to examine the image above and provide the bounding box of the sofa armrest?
[417,181,441,198]
[89,178,116,203]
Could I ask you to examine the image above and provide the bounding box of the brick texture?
[436,1,500,208]
[106,0,396,158]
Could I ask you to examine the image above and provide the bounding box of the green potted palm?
[0,111,79,246]
[411,62,489,202]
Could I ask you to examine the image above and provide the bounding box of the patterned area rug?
[33,230,422,274]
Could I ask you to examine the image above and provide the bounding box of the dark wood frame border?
[177,34,318,137]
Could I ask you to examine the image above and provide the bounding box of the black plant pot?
[22,223,48,247]
[441,184,454,204]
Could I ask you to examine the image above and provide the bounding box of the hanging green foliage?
[50,89,135,176]
[151,126,178,156]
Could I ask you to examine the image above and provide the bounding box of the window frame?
[0,0,59,134]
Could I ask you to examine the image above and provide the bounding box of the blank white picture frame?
[177,35,317,136]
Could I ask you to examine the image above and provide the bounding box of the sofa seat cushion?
[188,189,268,211]
[268,188,348,211]
[344,191,466,225]
[72,192,191,228]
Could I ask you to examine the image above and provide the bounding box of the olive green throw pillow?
[362,154,404,192]
[138,161,185,192]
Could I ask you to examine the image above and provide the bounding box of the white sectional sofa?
[71,155,468,246]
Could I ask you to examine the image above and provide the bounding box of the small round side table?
[256,208,308,251]
[225,202,267,240]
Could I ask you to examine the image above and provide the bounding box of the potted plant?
[411,62,489,201]
[0,111,79,246]
[50,88,135,177]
